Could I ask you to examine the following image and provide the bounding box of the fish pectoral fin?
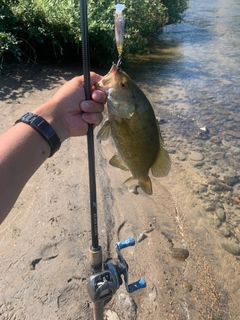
[124,176,152,195]
[109,154,129,171]
[151,146,171,177]
[97,120,111,141]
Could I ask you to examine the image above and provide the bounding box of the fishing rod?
[80,0,102,273]
[80,2,146,319]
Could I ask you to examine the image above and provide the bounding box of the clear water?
[128,0,240,178]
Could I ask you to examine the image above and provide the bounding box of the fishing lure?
[115,4,125,66]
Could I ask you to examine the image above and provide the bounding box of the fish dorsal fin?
[151,126,171,177]
[109,154,129,171]
[97,120,111,141]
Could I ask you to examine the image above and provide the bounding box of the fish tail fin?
[124,176,152,195]
[151,133,171,177]
[139,177,153,195]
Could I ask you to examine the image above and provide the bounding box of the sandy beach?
[0,64,240,320]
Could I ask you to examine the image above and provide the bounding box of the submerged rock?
[189,151,205,161]
[221,242,240,256]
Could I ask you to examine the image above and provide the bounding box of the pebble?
[172,248,189,261]
[216,208,226,222]
[176,152,187,161]
[194,184,208,194]
[137,233,148,243]
[205,203,216,212]
[214,217,222,228]
[209,183,233,192]
[183,281,193,292]
[219,226,231,238]
[117,293,137,319]
[192,160,205,167]
[105,310,120,320]
[221,241,240,256]
[223,174,239,186]
[210,136,221,144]
[189,151,205,161]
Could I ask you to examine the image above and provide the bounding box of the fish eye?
[121,82,127,89]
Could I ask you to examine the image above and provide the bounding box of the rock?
[205,203,216,212]
[183,281,193,292]
[221,242,240,256]
[117,293,137,320]
[219,226,231,238]
[192,160,205,167]
[172,248,189,261]
[223,175,239,186]
[214,217,222,228]
[105,309,120,320]
[176,152,187,161]
[136,233,148,243]
[209,183,233,192]
[210,136,221,144]
[193,184,208,194]
[189,151,205,161]
[216,208,226,222]
[148,286,157,302]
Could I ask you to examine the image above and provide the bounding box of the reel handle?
[128,278,146,293]
[117,237,135,250]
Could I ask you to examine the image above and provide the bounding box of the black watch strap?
[15,112,61,157]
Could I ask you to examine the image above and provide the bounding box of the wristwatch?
[15,112,61,157]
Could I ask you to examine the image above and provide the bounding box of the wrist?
[15,112,61,157]
[32,102,69,142]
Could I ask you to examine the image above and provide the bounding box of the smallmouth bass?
[96,64,171,195]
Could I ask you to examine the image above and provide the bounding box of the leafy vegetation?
[0,0,188,66]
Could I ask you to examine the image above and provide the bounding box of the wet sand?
[0,64,240,319]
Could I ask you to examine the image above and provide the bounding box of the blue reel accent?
[128,278,146,293]
[117,237,135,250]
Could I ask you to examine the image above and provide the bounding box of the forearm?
[0,73,105,224]
[0,122,50,223]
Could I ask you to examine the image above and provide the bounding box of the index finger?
[90,72,103,86]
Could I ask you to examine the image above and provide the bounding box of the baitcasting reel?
[87,237,146,304]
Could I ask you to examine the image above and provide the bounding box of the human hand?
[33,72,106,142]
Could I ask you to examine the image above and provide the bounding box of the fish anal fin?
[109,154,129,171]
[97,120,111,141]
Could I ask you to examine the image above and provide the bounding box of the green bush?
[0,0,188,66]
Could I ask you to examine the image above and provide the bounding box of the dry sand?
[0,65,239,319]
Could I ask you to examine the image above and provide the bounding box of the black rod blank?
[80,0,99,250]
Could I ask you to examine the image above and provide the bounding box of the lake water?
[126,0,240,317]
[128,0,240,214]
